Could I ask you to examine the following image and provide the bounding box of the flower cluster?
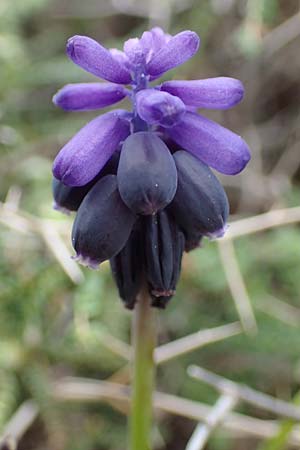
[52,27,250,309]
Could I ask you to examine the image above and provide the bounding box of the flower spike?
[52,26,251,308]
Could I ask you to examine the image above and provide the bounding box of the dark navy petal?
[110,222,144,309]
[168,151,229,239]
[53,110,130,186]
[66,35,131,84]
[146,31,200,78]
[52,152,120,213]
[72,175,136,268]
[167,111,251,175]
[53,83,127,111]
[161,77,244,109]
[136,89,185,127]
[184,229,204,252]
[52,178,91,213]
[144,210,185,305]
[117,132,178,215]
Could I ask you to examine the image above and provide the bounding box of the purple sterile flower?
[167,111,250,175]
[66,35,131,84]
[52,26,251,308]
[160,77,244,110]
[146,30,200,78]
[53,110,130,186]
[53,83,127,111]
[136,89,186,127]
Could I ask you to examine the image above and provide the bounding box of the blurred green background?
[1,0,300,449]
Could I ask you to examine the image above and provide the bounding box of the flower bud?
[144,210,185,306]
[72,175,136,268]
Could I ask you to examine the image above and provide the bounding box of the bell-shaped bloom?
[136,89,185,127]
[53,83,127,111]
[117,132,178,215]
[167,111,250,175]
[161,77,244,109]
[146,31,200,78]
[144,210,185,307]
[72,175,136,268]
[169,151,229,239]
[66,35,131,84]
[110,223,144,309]
[53,110,130,186]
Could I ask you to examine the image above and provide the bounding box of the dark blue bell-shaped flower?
[72,175,136,268]
[169,151,229,240]
[117,132,177,215]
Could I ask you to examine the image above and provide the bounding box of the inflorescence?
[52,27,250,309]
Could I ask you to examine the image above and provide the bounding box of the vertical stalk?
[129,288,156,450]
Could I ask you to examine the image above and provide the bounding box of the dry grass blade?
[256,295,300,327]
[103,322,243,393]
[99,330,132,360]
[185,394,237,450]
[225,207,300,240]
[218,239,257,334]
[155,322,242,364]
[0,202,32,234]
[40,222,84,284]
[262,11,300,58]
[188,366,300,421]
[0,198,83,284]
[0,400,39,448]
[51,377,300,446]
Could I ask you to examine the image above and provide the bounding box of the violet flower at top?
[53,27,249,187]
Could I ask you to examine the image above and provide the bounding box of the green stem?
[129,288,156,450]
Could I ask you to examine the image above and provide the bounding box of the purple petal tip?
[207,224,229,240]
[53,201,71,215]
[72,253,101,270]
[66,36,76,58]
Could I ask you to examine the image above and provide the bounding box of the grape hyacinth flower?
[52,27,250,309]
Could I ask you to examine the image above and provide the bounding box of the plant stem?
[129,288,156,450]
